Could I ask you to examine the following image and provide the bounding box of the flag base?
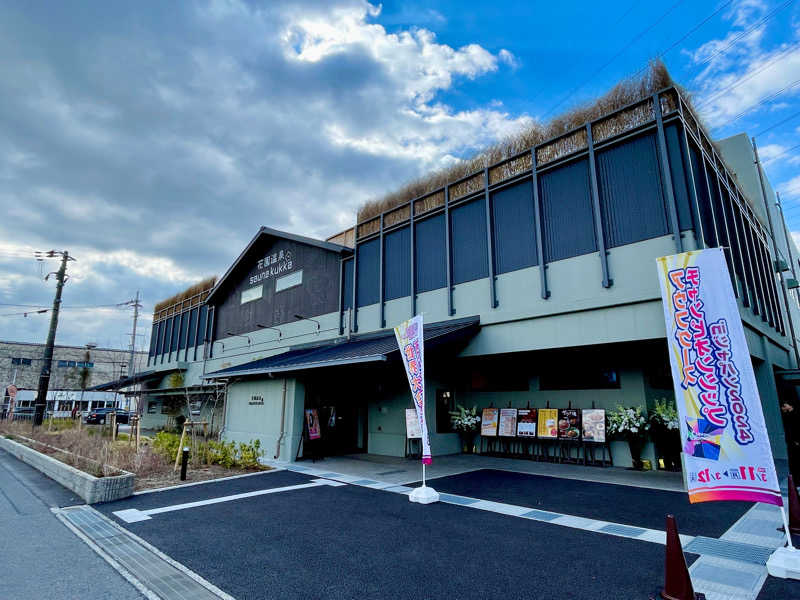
[409,485,440,504]
[767,546,800,579]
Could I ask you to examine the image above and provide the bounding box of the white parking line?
[114,478,346,523]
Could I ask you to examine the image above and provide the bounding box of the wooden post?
[111,412,117,441]
[173,423,187,472]
[135,416,141,452]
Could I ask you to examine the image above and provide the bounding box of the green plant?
[449,405,480,433]
[606,406,650,438]
[237,439,262,468]
[152,431,183,461]
[649,398,679,431]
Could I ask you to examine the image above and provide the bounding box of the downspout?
[274,377,288,459]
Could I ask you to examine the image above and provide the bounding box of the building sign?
[405,408,422,439]
[517,408,537,437]
[582,409,606,443]
[657,248,782,506]
[395,316,431,464]
[558,409,581,440]
[250,249,294,285]
[305,408,321,440]
[248,395,264,406]
[498,408,517,437]
[538,408,558,439]
[481,408,499,437]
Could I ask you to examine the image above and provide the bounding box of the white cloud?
[0,0,527,346]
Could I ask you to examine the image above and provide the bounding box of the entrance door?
[320,403,366,455]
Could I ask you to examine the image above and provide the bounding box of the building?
[0,340,146,392]
[111,84,800,470]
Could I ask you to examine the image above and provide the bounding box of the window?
[451,198,489,284]
[342,259,354,310]
[196,305,208,345]
[147,401,157,414]
[384,226,411,300]
[540,159,597,262]
[11,357,32,366]
[436,389,455,433]
[356,238,380,306]
[57,360,68,368]
[241,285,263,304]
[187,308,198,349]
[539,368,620,390]
[596,133,669,248]
[276,270,303,292]
[492,180,537,274]
[415,214,447,293]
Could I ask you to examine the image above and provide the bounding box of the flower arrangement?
[649,398,679,431]
[449,405,481,433]
[606,405,650,438]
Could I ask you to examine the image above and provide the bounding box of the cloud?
[0,0,526,348]
[689,0,800,128]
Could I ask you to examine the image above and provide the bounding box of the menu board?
[582,409,606,443]
[558,408,581,440]
[517,408,537,437]
[405,408,421,439]
[537,408,559,439]
[481,408,499,437]
[498,408,517,437]
[305,409,321,440]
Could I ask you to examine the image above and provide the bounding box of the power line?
[763,142,800,165]
[755,107,800,137]
[692,0,796,72]
[539,0,686,120]
[713,77,800,130]
[696,40,800,109]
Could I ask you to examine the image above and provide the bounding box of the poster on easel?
[305,408,321,440]
[517,408,537,437]
[582,409,606,443]
[481,408,499,437]
[558,408,581,440]
[405,408,422,439]
[537,408,558,439]
[498,408,517,437]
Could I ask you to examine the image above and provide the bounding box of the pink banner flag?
[395,315,431,464]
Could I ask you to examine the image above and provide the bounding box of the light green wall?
[222,377,305,460]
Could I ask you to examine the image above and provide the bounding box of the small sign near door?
[305,408,321,440]
[406,408,422,439]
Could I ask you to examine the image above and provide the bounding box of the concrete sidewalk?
[0,448,142,600]
[292,452,686,491]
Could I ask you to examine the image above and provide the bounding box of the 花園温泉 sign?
[394,315,431,464]
[657,248,782,506]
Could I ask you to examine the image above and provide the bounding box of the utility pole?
[128,290,141,374]
[34,251,74,426]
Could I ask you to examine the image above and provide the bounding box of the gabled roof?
[203,316,480,378]
[206,226,352,304]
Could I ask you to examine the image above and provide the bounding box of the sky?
[1,0,800,351]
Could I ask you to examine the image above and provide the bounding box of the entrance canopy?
[88,368,177,391]
[203,316,479,379]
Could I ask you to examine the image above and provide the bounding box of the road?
[0,448,142,600]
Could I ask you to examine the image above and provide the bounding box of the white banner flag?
[657,248,782,505]
[394,315,431,464]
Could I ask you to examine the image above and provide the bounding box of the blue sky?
[1,0,799,351]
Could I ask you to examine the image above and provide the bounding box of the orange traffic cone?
[660,514,704,600]
[789,475,800,536]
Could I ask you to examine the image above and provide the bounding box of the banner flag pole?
[394,314,439,504]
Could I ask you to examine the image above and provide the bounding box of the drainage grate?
[57,505,232,600]
[598,523,647,538]
[683,536,775,565]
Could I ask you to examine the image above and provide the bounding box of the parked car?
[84,408,131,425]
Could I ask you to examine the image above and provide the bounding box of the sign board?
[405,408,422,439]
[305,408,321,440]
[582,409,606,443]
[517,408,537,437]
[481,408,499,437]
[558,408,581,441]
[498,408,517,437]
[657,249,782,506]
[537,408,558,439]
[394,315,431,464]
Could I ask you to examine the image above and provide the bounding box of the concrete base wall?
[0,435,134,503]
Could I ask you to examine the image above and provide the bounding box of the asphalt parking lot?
[98,468,696,600]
